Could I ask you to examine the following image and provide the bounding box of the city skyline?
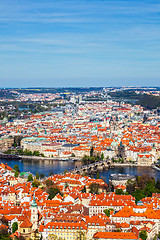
[0,0,160,87]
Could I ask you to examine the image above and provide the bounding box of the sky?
[0,0,160,87]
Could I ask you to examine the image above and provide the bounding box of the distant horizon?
[1,85,160,89]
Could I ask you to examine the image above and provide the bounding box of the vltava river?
[1,158,160,183]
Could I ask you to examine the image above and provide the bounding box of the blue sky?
[0,0,160,87]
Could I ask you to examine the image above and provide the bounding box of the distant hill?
[137,94,160,109]
[109,90,160,109]
[0,89,17,99]
[13,87,104,94]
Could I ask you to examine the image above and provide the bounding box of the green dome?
[31,193,37,207]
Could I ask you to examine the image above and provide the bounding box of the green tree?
[13,164,19,172]
[115,188,125,195]
[36,172,39,179]
[82,155,89,165]
[126,179,135,194]
[90,146,94,157]
[104,209,110,217]
[0,228,11,240]
[40,173,45,179]
[65,182,69,189]
[45,179,54,187]
[133,189,145,203]
[12,222,18,233]
[32,179,40,188]
[144,180,156,197]
[64,169,68,175]
[139,230,147,240]
[89,183,100,194]
[13,143,17,148]
[101,153,104,161]
[156,179,160,190]
[33,151,40,156]
[27,174,33,182]
[14,171,19,178]
[48,187,61,200]
[96,172,100,179]
[81,186,86,193]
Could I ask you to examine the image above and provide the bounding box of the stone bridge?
[70,160,111,175]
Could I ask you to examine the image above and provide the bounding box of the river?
[1,158,160,183]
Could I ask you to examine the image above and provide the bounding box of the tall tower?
[31,192,38,230]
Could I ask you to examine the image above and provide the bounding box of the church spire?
[31,192,37,207]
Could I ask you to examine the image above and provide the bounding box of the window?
[23,229,25,233]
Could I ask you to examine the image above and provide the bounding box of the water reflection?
[1,158,160,182]
[0,158,75,176]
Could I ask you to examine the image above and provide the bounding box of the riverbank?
[0,152,80,162]
[20,155,80,162]
[112,163,136,167]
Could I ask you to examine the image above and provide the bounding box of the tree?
[136,175,155,190]
[156,179,160,190]
[14,135,23,147]
[144,180,156,197]
[90,146,94,157]
[126,179,135,194]
[82,155,89,165]
[14,171,19,178]
[64,169,68,175]
[13,164,19,172]
[133,189,145,203]
[104,209,110,217]
[27,174,33,182]
[40,173,45,179]
[45,179,54,187]
[12,222,18,233]
[101,153,104,161]
[96,172,100,179]
[139,230,147,240]
[33,150,40,156]
[36,172,39,179]
[48,187,61,200]
[32,179,40,188]
[115,188,125,195]
[64,182,69,189]
[108,182,114,192]
[89,183,100,194]
[81,186,86,193]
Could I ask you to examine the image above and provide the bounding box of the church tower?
[31,192,38,230]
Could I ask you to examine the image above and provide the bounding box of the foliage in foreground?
[126,175,160,202]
